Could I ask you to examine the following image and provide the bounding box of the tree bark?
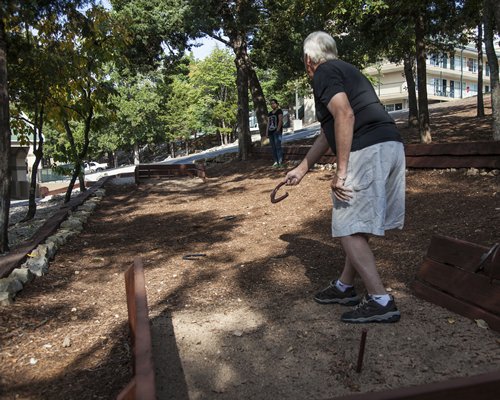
[234,37,251,160]
[484,2,500,131]
[415,13,432,143]
[0,18,11,253]
[403,55,419,128]
[476,23,485,118]
[23,106,44,222]
[247,65,268,137]
[134,142,140,164]
[484,0,500,140]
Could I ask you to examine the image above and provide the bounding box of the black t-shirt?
[313,59,402,153]
[268,108,283,135]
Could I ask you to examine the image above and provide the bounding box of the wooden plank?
[116,378,136,400]
[416,259,500,314]
[405,155,500,169]
[330,370,500,400]
[412,280,500,332]
[123,257,156,400]
[251,142,500,168]
[405,141,500,156]
[426,235,492,273]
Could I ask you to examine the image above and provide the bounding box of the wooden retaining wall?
[251,141,500,169]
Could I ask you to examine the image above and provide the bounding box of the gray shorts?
[332,141,405,237]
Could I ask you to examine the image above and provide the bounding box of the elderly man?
[285,31,405,323]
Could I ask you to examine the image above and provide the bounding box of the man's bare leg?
[339,233,386,295]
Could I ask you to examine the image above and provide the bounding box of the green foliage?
[103,69,169,152]
[189,48,237,135]
[110,0,190,72]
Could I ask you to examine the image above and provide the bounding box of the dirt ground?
[1,97,500,400]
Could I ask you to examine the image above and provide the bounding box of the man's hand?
[331,174,353,201]
[285,166,307,186]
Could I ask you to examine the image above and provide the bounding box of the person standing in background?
[266,99,284,167]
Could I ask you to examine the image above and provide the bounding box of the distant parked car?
[84,161,108,173]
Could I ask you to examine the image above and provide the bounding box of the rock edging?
[0,180,109,305]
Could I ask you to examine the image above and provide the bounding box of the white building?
[364,44,500,111]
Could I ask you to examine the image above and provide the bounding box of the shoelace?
[353,297,370,310]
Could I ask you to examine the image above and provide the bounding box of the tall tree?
[188,0,265,159]
[112,0,273,159]
[48,5,122,202]
[8,15,63,221]
[0,15,10,252]
[104,70,169,164]
[483,0,500,140]
[0,0,90,252]
[190,48,238,145]
[476,22,485,117]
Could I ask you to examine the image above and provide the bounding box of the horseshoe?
[270,181,289,203]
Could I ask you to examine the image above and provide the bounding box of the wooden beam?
[120,257,156,400]
[412,280,500,332]
[416,259,500,314]
[330,370,500,400]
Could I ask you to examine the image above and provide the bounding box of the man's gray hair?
[303,31,338,64]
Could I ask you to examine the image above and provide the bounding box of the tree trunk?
[0,18,10,253]
[484,0,500,140]
[23,105,46,222]
[403,55,419,128]
[133,142,140,164]
[23,134,43,221]
[233,36,251,160]
[247,65,268,137]
[477,23,485,118]
[415,13,432,143]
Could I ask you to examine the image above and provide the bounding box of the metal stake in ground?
[356,329,368,373]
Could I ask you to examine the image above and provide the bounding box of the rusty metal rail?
[117,257,156,400]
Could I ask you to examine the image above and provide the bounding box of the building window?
[485,85,490,93]
[450,55,455,70]
[486,62,490,76]
[385,104,395,112]
[467,58,477,73]
[440,54,448,69]
[469,83,478,95]
[430,54,439,66]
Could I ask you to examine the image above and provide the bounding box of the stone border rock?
[0,178,110,305]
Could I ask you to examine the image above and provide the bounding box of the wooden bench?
[412,234,500,331]
[117,258,156,400]
[135,163,206,184]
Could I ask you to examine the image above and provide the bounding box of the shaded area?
[0,158,499,399]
